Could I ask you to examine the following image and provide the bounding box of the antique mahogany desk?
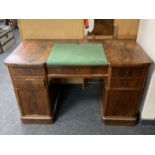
[4,39,152,125]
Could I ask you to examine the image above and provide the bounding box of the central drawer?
[47,66,108,75]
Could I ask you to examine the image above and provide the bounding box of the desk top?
[4,39,152,66]
[46,43,107,66]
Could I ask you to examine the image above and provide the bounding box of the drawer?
[14,78,46,89]
[110,78,143,89]
[10,66,45,78]
[0,31,14,45]
[48,66,108,75]
[111,67,146,78]
[1,38,15,52]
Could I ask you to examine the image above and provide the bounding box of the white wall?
[137,19,155,120]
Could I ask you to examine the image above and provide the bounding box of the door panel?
[105,90,141,116]
[16,89,50,116]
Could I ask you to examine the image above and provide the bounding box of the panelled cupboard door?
[16,89,51,116]
[105,90,141,117]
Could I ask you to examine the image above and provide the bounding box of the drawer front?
[48,66,108,75]
[1,38,15,52]
[0,31,14,45]
[110,78,143,89]
[14,78,45,89]
[111,67,146,78]
[11,66,45,78]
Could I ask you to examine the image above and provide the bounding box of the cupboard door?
[105,90,141,117]
[16,89,51,116]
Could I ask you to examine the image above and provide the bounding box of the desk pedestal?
[101,65,149,125]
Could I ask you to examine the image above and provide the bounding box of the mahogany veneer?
[4,39,152,125]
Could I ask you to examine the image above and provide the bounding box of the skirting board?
[140,118,155,126]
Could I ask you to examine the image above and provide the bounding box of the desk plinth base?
[102,116,137,126]
[21,116,54,124]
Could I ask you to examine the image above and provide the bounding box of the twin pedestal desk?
[4,39,152,126]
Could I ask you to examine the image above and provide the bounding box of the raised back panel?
[18,19,84,40]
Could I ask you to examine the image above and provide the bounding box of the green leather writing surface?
[46,43,107,66]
